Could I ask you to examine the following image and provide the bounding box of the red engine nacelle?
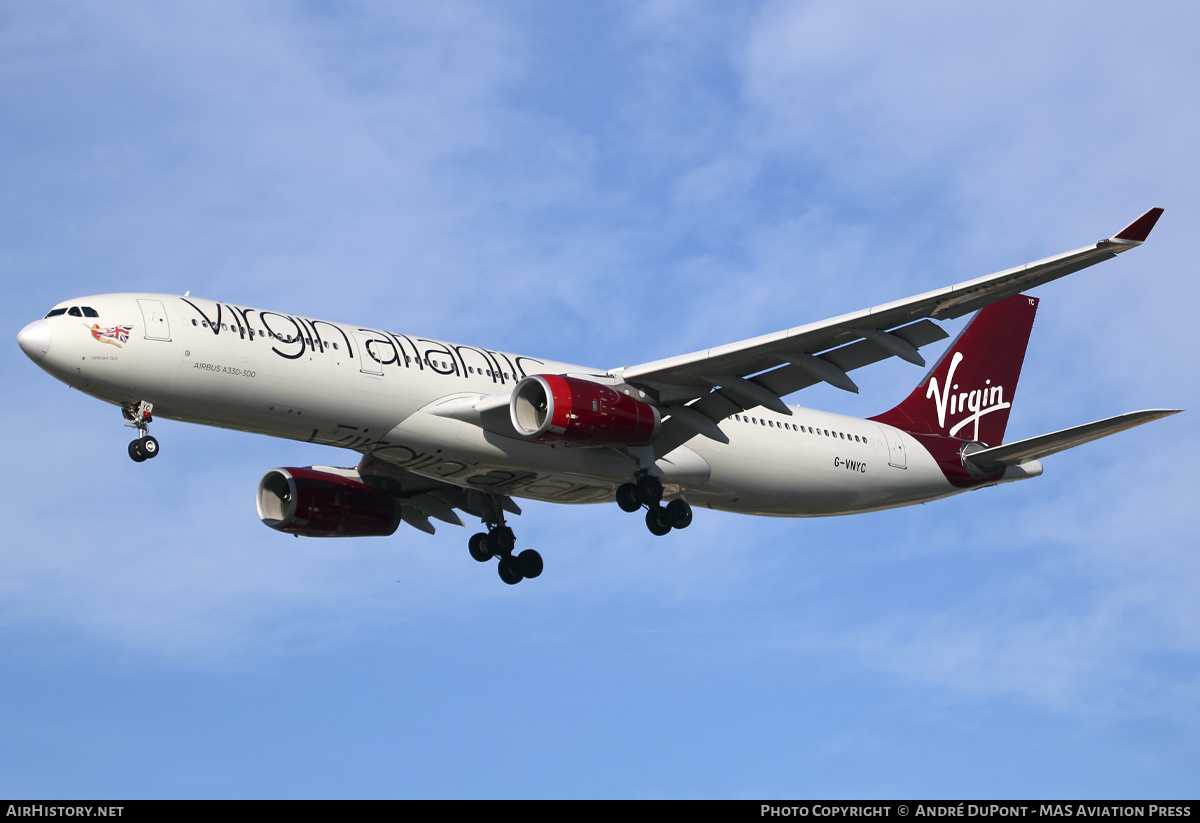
[510,374,660,447]
[256,467,401,538]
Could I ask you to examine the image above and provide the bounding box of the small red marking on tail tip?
[1113,207,1164,242]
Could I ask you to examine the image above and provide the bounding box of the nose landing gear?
[617,474,693,536]
[123,401,160,462]
[127,436,159,462]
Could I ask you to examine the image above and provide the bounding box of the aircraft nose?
[17,319,52,363]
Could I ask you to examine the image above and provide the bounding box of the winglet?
[1112,207,1164,243]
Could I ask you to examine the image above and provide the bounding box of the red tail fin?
[869,294,1038,446]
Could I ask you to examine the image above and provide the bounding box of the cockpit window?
[82,307,99,317]
[68,307,82,317]
[44,308,67,318]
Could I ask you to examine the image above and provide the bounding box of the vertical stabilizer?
[869,294,1038,446]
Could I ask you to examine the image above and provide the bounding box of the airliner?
[17,208,1180,584]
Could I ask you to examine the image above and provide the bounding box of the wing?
[354,454,520,535]
[613,208,1163,455]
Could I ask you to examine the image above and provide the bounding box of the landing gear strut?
[123,401,159,462]
[616,473,693,536]
[467,510,542,586]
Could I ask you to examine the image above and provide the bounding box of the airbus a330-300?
[18,209,1180,584]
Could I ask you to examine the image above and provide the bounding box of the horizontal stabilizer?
[962,409,1181,470]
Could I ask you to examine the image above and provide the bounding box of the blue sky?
[3,1,1198,798]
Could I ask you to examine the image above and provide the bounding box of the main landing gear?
[123,401,160,463]
[467,515,543,586]
[616,474,693,536]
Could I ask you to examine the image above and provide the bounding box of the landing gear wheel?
[516,549,543,579]
[122,401,157,462]
[492,525,516,552]
[498,556,524,585]
[616,483,641,513]
[140,436,159,459]
[646,505,673,536]
[635,475,664,505]
[665,499,692,529]
[468,532,494,562]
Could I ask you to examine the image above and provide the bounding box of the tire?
[128,440,146,463]
[498,556,524,585]
[492,526,516,552]
[645,505,672,536]
[141,436,159,459]
[468,532,493,562]
[516,549,543,579]
[635,475,663,505]
[665,499,692,529]
[616,483,641,513]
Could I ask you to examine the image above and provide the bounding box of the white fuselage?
[23,293,1019,517]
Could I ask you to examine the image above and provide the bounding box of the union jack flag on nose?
[87,323,133,347]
